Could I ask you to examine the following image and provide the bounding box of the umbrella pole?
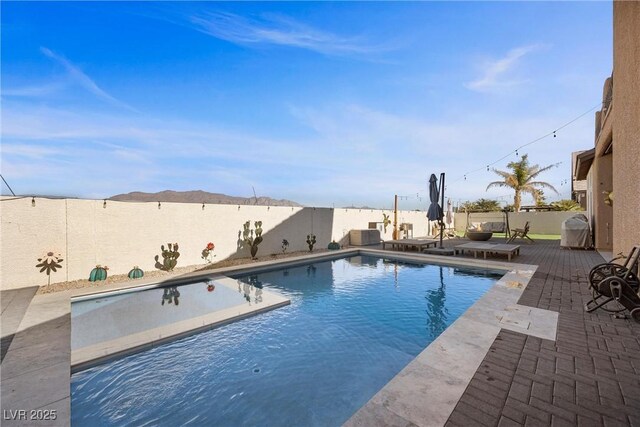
[439,173,445,249]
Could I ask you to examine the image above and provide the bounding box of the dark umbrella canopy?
[427,174,443,222]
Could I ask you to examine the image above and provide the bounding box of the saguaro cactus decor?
[89,265,108,282]
[382,213,391,233]
[242,221,263,259]
[155,243,180,271]
[306,234,317,252]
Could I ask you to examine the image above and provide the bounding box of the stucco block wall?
[0,198,433,290]
[454,211,586,235]
[1,197,69,287]
[612,1,640,255]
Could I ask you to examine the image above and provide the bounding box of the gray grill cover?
[561,214,592,248]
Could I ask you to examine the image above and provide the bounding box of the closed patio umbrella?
[426,174,443,222]
[427,173,445,247]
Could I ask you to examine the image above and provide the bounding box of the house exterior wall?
[612,1,640,255]
[0,198,434,290]
[593,153,614,249]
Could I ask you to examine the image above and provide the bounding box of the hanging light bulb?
[553,131,557,138]
[486,165,490,171]
[515,149,519,156]
[464,175,467,181]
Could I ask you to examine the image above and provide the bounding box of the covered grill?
[561,213,592,248]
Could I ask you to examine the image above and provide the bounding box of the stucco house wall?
[612,1,640,256]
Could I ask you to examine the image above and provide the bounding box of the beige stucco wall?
[454,211,586,235]
[593,153,614,250]
[612,1,640,255]
[0,198,434,290]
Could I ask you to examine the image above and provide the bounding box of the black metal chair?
[586,245,640,322]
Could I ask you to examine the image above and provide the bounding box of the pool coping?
[66,248,552,427]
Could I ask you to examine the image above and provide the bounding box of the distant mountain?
[342,205,376,210]
[109,190,303,207]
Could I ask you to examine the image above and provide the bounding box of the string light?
[103,200,107,209]
[158,202,161,209]
[451,102,602,184]
[31,197,36,207]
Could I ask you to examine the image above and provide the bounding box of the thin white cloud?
[0,144,62,159]
[1,82,66,98]
[465,44,543,92]
[40,47,138,112]
[189,12,382,56]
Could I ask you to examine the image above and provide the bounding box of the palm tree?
[486,154,559,212]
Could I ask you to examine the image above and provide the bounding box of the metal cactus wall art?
[382,213,392,233]
[89,265,108,282]
[155,243,180,271]
[306,234,316,252]
[36,251,63,285]
[201,242,215,263]
[242,221,263,259]
[128,266,144,279]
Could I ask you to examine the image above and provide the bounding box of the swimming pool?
[71,255,504,426]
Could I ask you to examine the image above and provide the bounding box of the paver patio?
[445,238,640,427]
[1,239,639,426]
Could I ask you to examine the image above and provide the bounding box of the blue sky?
[1,1,612,209]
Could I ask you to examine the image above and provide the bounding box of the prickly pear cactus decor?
[201,242,216,263]
[155,243,180,271]
[328,241,340,250]
[306,234,317,252]
[281,239,289,254]
[382,213,391,233]
[89,265,108,282]
[36,251,63,285]
[242,221,263,259]
[128,266,144,279]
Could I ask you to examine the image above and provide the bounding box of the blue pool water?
[71,255,503,426]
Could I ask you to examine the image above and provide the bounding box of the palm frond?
[528,181,560,194]
[528,163,560,180]
[491,169,513,179]
[486,181,511,191]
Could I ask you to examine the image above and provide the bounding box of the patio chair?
[507,221,534,244]
[586,245,640,321]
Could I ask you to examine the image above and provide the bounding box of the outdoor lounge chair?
[585,245,640,322]
[507,221,534,244]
